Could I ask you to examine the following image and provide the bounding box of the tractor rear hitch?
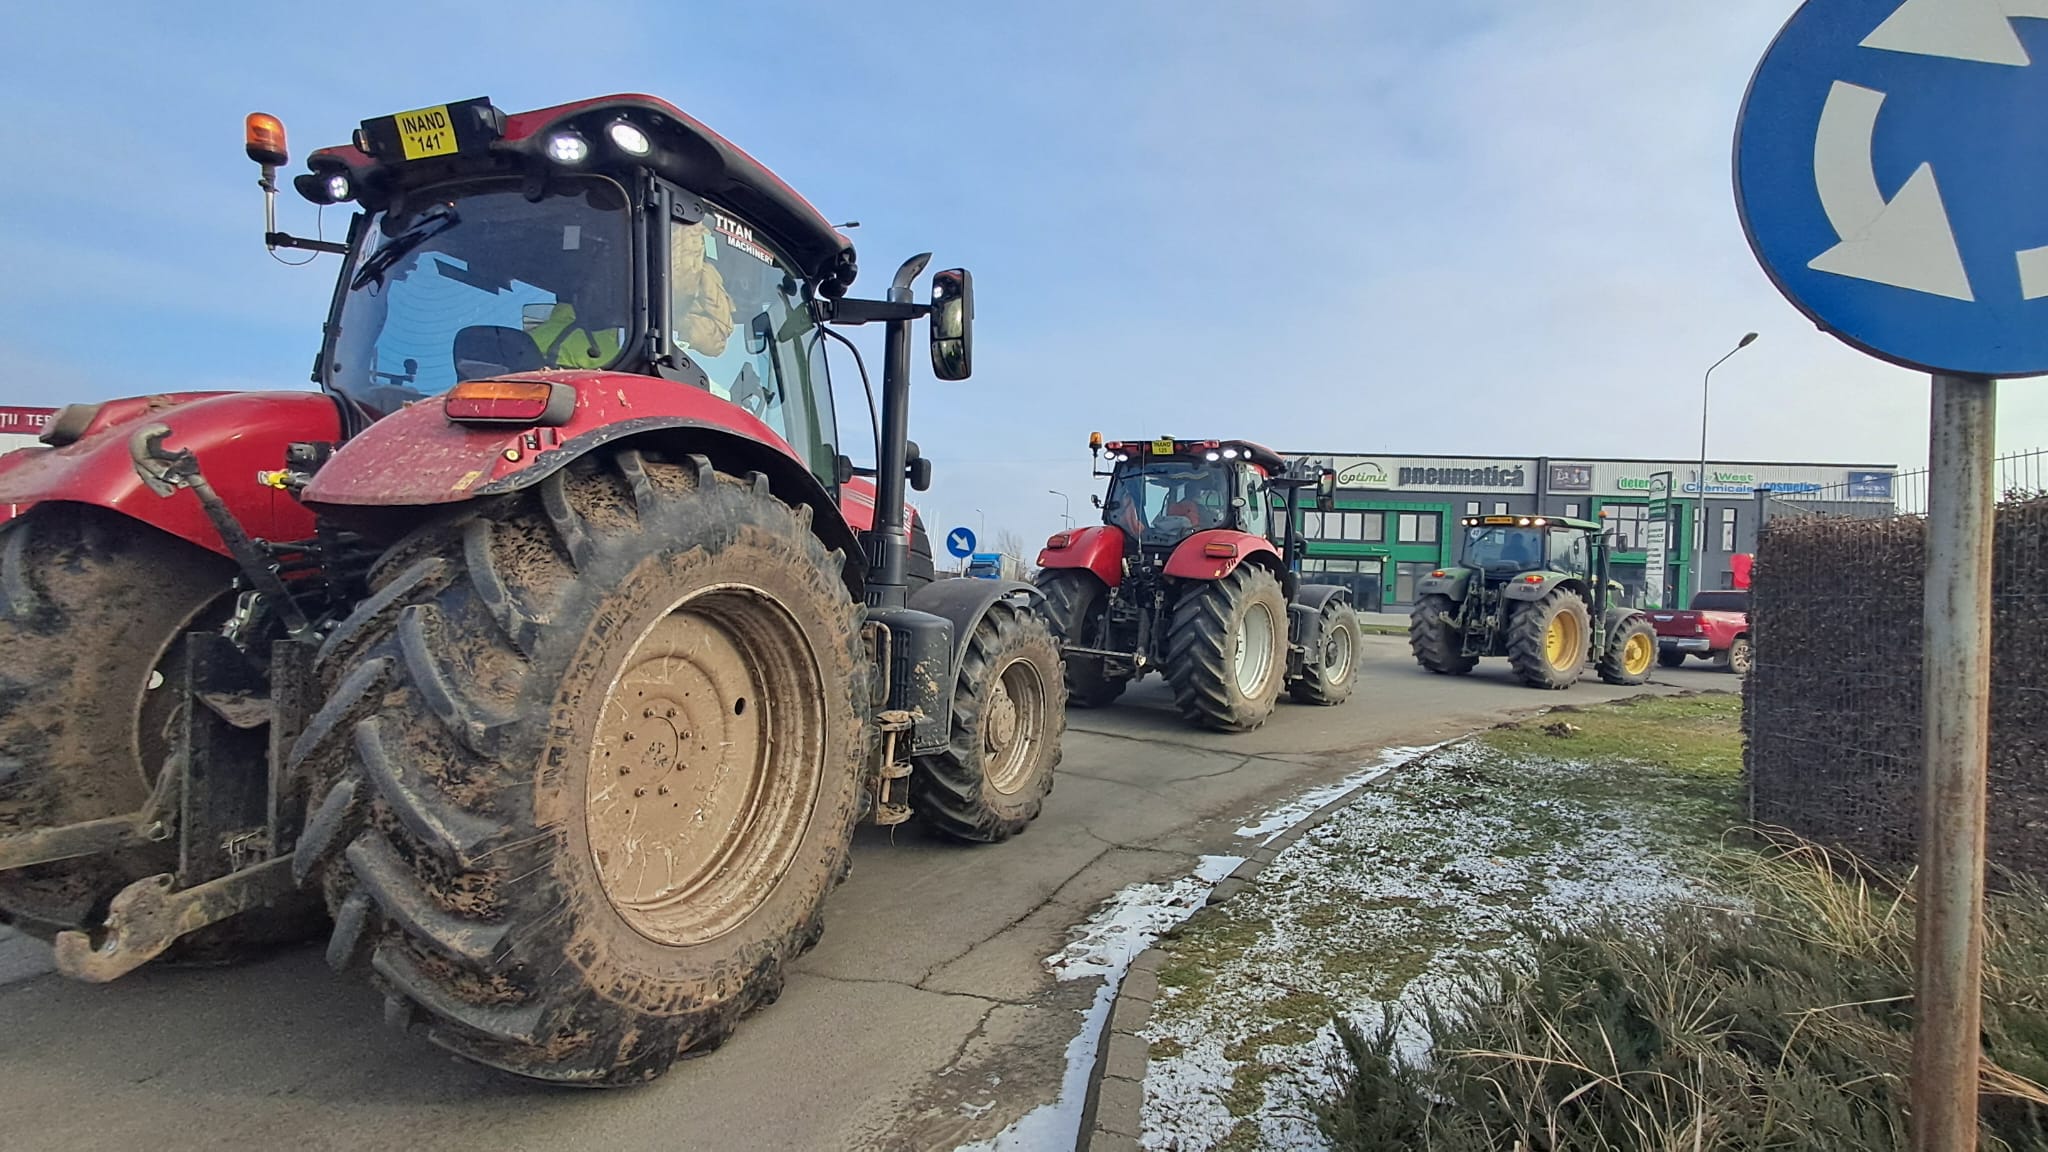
[50,857,296,983]
[129,422,315,641]
[0,753,179,871]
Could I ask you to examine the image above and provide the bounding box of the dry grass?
[1317,836,2048,1151]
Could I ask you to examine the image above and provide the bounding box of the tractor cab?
[1094,438,1284,555]
[272,96,870,486]
[1454,516,1593,584]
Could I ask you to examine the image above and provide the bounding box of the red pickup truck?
[1649,590,1751,674]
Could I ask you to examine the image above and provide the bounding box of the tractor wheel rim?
[1622,631,1654,676]
[1544,612,1580,671]
[1324,619,1354,684]
[586,584,822,948]
[1235,600,1277,696]
[984,655,1045,795]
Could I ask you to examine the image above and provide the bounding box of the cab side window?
[1242,468,1272,539]
[1549,531,1589,577]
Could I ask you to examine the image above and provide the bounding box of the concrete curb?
[1074,753,1427,1152]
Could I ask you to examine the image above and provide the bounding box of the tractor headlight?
[324,173,354,202]
[607,119,652,157]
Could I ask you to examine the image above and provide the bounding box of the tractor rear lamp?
[1046,532,1074,549]
[1522,574,1544,584]
[1432,569,1446,578]
[1203,542,1238,558]
[445,380,576,426]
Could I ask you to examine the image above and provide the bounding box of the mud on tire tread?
[0,508,232,939]
[1408,593,1478,676]
[1033,570,1128,708]
[1164,564,1289,733]
[911,603,1065,843]
[305,448,864,1085]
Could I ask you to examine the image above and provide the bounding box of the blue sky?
[4,1,2045,551]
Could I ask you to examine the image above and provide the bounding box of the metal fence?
[1744,448,2048,879]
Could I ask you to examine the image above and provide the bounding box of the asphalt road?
[0,640,1733,1151]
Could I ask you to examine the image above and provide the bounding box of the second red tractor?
[1036,436,1357,732]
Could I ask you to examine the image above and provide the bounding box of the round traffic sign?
[1735,0,2048,377]
[945,526,977,559]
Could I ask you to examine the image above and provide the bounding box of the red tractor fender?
[1163,529,1282,581]
[0,391,340,555]
[300,371,867,591]
[1037,524,1125,588]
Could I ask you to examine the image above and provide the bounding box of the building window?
[1302,511,1323,538]
[1463,501,1480,516]
[1395,560,1435,604]
[1563,502,1581,518]
[1605,503,1649,551]
[1720,507,1737,552]
[1396,512,1438,544]
[1491,501,1508,515]
[1361,511,1384,542]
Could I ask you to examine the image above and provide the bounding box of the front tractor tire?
[912,602,1065,843]
[1288,597,1359,706]
[1034,570,1129,708]
[299,450,864,1085]
[0,507,232,939]
[1506,589,1590,690]
[1597,614,1657,686]
[1408,594,1478,676]
[1165,565,1289,733]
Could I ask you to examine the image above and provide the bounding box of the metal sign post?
[1735,2,2041,1143]
[1917,374,1996,1146]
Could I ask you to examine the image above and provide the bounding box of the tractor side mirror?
[930,268,973,381]
[1315,468,1338,512]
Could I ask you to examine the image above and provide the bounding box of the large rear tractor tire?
[296,450,864,1085]
[1165,565,1289,733]
[1597,614,1657,686]
[1506,589,1590,690]
[1288,597,1358,706]
[911,602,1065,842]
[0,507,233,939]
[1408,593,1477,676]
[1034,570,1129,708]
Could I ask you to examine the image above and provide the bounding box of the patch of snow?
[1232,743,1443,845]
[1142,740,1711,1152]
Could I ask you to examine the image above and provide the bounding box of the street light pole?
[1694,332,1759,601]
[1048,489,1072,530]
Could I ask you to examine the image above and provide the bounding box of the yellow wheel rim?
[1622,631,1654,676]
[1544,611,1581,671]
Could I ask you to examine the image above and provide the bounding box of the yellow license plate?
[1151,437,1176,455]
[396,105,458,161]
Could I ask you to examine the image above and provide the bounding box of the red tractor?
[1035,436,1357,731]
[0,95,1064,1085]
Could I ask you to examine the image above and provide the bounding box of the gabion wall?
[1745,499,2048,879]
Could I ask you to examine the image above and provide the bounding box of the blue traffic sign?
[1736,0,2048,377]
[945,526,977,558]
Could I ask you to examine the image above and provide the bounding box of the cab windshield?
[325,175,633,417]
[1461,526,1548,572]
[1105,459,1230,545]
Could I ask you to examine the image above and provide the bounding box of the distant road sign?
[945,526,977,558]
[1735,0,2048,377]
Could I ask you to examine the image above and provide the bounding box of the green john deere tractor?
[1407,514,1657,690]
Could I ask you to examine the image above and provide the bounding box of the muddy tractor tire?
[1165,564,1289,732]
[1288,597,1358,706]
[911,602,1065,843]
[1597,614,1657,686]
[1506,588,1590,690]
[908,518,936,590]
[1034,570,1128,708]
[1657,649,1687,669]
[0,507,233,938]
[297,449,864,1085]
[1408,593,1477,676]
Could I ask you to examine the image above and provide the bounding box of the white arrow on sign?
[949,531,972,552]
[1861,0,2048,67]
[1806,81,1976,301]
